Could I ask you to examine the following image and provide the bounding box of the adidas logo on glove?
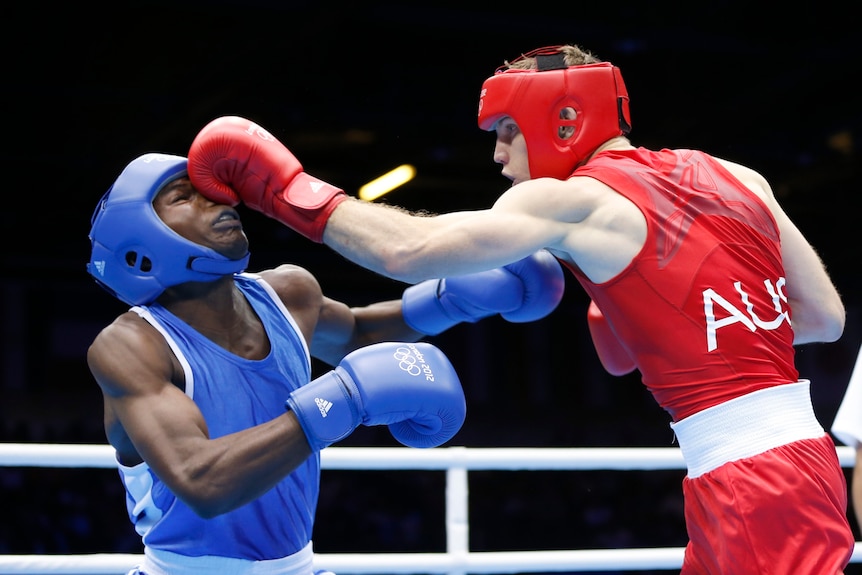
[314,397,333,418]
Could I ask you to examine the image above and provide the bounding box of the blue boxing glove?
[286,342,466,451]
[402,249,565,335]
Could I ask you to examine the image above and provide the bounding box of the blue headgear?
[87,153,250,306]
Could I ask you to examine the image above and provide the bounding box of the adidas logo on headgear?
[315,397,333,418]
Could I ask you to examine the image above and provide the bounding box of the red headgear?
[477,47,632,180]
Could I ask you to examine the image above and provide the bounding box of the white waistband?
[670,381,825,478]
[139,541,314,575]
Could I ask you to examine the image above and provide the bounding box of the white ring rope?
[0,444,858,574]
[6,443,857,469]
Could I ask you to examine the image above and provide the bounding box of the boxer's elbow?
[792,300,845,345]
[817,312,845,343]
[180,486,240,519]
[813,296,845,342]
[168,468,247,519]
[186,500,223,519]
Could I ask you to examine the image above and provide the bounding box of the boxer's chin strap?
[189,252,250,275]
[536,53,567,71]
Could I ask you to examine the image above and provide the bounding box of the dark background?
[2,1,861,572]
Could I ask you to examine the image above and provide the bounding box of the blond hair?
[504,45,602,70]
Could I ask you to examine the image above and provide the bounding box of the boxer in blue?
[86,153,565,575]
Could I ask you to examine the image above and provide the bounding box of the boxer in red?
[187,43,853,574]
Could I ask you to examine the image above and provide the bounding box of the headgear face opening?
[477,47,632,180]
[87,153,250,306]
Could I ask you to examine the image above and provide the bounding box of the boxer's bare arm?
[324,175,645,285]
[257,264,422,367]
[87,312,311,518]
[718,159,844,344]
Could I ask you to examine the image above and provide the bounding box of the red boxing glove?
[188,116,347,242]
[587,300,636,376]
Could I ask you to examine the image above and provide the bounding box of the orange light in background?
[358,164,416,201]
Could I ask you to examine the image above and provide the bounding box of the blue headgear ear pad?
[87,153,250,306]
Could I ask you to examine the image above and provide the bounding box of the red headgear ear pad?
[478,62,631,180]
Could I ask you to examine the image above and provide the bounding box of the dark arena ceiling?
[5,1,860,305]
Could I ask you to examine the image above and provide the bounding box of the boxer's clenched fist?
[401,250,565,335]
[188,116,347,242]
[286,342,466,450]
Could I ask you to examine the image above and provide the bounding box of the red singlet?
[571,147,797,421]
[567,148,853,573]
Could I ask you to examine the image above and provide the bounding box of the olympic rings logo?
[141,154,176,164]
[393,346,422,376]
[244,122,276,142]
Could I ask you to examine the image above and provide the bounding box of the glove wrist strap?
[401,280,459,335]
[285,368,361,451]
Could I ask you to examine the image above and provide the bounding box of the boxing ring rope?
[0,444,858,574]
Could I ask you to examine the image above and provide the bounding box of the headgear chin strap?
[87,153,250,306]
[477,46,632,180]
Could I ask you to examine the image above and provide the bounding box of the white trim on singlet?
[130,305,196,398]
[132,540,315,575]
[239,272,312,376]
